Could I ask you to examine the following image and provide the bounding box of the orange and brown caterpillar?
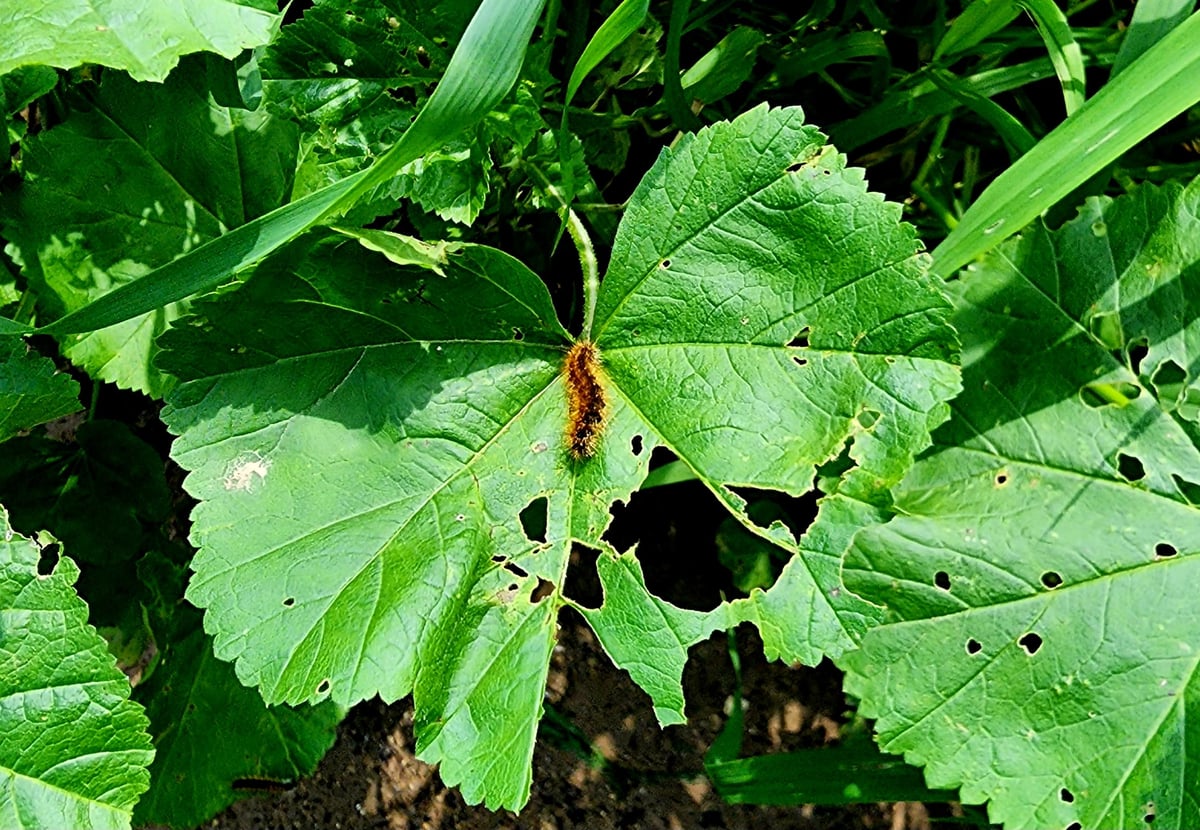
[562,340,607,460]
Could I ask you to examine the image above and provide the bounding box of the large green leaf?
[0,505,154,829]
[159,106,959,809]
[133,627,341,828]
[842,179,1200,829]
[0,338,80,443]
[2,61,298,397]
[0,0,279,82]
[0,420,169,565]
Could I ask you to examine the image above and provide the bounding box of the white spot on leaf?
[223,452,271,492]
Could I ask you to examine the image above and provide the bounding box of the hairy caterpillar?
[562,340,607,460]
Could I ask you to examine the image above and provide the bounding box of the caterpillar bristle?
[563,340,607,461]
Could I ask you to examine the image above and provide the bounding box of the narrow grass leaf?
[934,0,1021,60]
[1017,0,1085,114]
[928,68,1036,159]
[563,0,649,106]
[1112,0,1195,76]
[930,10,1200,279]
[30,0,547,338]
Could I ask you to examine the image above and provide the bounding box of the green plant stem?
[910,181,957,232]
[570,206,600,340]
[521,161,599,338]
[87,379,100,420]
[12,288,36,326]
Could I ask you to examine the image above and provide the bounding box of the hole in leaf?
[512,327,524,341]
[727,486,817,542]
[793,356,808,367]
[530,577,555,603]
[1144,813,1155,824]
[415,47,431,68]
[491,554,506,563]
[503,561,530,579]
[36,543,59,576]
[1060,788,1074,803]
[631,434,644,456]
[519,496,548,543]
[966,639,982,655]
[1019,632,1043,654]
[1118,453,1145,482]
[1041,571,1063,589]
[934,571,951,590]
[1144,802,1156,824]
[1067,823,1082,830]
[1081,381,1142,408]
[1089,311,1123,350]
[316,679,330,695]
[385,86,417,106]
[1155,542,1177,559]
[283,597,295,607]
[1173,474,1200,505]
[659,258,671,269]
[789,326,811,348]
[994,471,1009,486]
[786,161,804,173]
[1127,338,1148,374]
[1152,359,1187,389]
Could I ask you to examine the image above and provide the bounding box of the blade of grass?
[928,68,1036,160]
[829,54,1109,151]
[563,0,649,106]
[930,10,1200,279]
[12,0,547,338]
[706,735,960,806]
[934,0,1021,60]
[663,0,701,130]
[1017,0,1086,114]
[1111,0,1195,77]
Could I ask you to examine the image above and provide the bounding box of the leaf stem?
[569,207,600,339]
[520,160,599,338]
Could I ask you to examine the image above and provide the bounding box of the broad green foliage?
[0,420,169,565]
[133,628,342,828]
[842,180,1200,829]
[261,0,482,220]
[159,105,959,809]
[1,66,57,147]
[2,60,298,397]
[0,338,80,442]
[0,0,278,82]
[0,506,154,830]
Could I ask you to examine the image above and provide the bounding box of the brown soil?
[204,622,936,830]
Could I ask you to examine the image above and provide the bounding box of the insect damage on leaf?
[563,340,607,460]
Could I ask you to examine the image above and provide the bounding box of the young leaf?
[2,61,299,397]
[0,337,80,442]
[132,627,342,828]
[0,0,279,83]
[0,505,154,829]
[159,106,959,809]
[842,179,1200,829]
